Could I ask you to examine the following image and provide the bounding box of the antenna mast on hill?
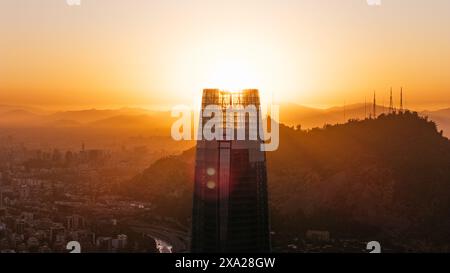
[400,87,404,112]
[389,87,394,114]
[364,96,367,119]
[373,91,376,118]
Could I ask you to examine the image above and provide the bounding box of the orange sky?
[1,0,450,110]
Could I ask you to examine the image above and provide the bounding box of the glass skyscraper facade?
[191,89,271,253]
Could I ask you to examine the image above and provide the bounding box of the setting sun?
[205,59,260,92]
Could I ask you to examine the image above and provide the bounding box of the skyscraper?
[191,89,271,253]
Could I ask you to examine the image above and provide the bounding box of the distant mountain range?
[1,103,449,137]
[279,102,383,128]
[0,106,173,132]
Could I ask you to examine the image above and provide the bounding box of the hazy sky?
[1,0,450,109]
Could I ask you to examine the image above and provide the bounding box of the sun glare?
[206,59,260,93]
[202,59,272,107]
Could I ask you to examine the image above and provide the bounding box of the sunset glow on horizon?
[1,0,450,110]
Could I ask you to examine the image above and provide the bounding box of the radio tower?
[373,91,376,118]
[364,96,367,119]
[389,87,394,114]
[400,87,404,112]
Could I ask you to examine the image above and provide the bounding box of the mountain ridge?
[1,103,449,136]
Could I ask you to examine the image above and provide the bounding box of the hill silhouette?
[124,111,450,252]
[268,111,450,251]
[279,102,450,138]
